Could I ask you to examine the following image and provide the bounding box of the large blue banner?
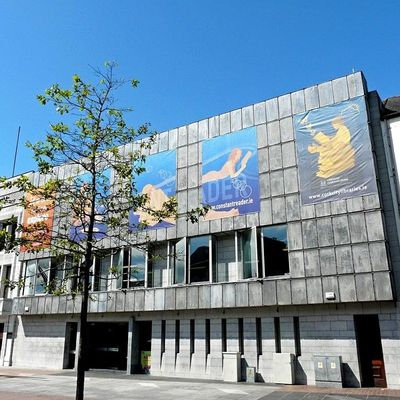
[294,96,378,205]
[130,150,176,230]
[201,127,260,220]
[69,168,111,242]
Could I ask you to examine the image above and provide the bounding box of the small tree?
[0,62,205,400]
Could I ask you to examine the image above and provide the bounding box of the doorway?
[354,314,386,387]
[132,321,152,373]
[87,322,128,370]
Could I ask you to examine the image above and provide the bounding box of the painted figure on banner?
[130,150,176,230]
[201,127,260,220]
[294,96,378,205]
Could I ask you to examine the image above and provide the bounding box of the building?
[1,72,400,388]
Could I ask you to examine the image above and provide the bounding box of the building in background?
[1,72,400,388]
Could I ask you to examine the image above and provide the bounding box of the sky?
[1,0,399,178]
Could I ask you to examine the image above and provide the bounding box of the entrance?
[354,314,386,387]
[133,321,152,373]
[87,322,128,370]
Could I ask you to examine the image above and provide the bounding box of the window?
[0,218,17,251]
[170,238,185,285]
[239,228,259,279]
[294,317,301,356]
[189,236,210,283]
[260,225,289,277]
[256,317,262,356]
[274,317,281,353]
[212,232,237,283]
[148,244,168,288]
[120,247,146,288]
[93,254,111,291]
[238,318,244,355]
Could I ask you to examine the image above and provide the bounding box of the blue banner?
[130,150,176,230]
[294,96,378,205]
[201,127,260,220]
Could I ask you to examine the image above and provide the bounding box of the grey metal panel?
[169,128,178,150]
[198,119,209,141]
[365,211,385,241]
[304,85,319,110]
[272,197,286,224]
[177,168,187,191]
[331,200,347,215]
[335,246,354,274]
[278,94,292,119]
[176,216,188,238]
[269,145,282,171]
[258,147,269,173]
[262,280,277,305]
[332,215,350,245]
[246,212,259,228]
[320,248,337,275]
[256,124,268,148]
[233,215,247,230]
[134,290,144,311]
[282,141,296,168]
[177,146,187,168]
[58,295,67,314]
[259,173,271,198]
[248,281,262,306]
[231,109,242,132]
[242,105,254,128]
[346,197,363,212]
[355,274,375,301]
[178,126,188,147]
[187,286,199,309]
[363,194,380,210]
[177,191,187,214]
[211,284,223,308]
[277,279,291,305]
[369,242,389,271]
[220,112,230,135]
[199,285,211,309]
[322,276,339,303]
[235,282,249,307]
[287,222,303,250]
[280,117,294,142]
[317,218,334,247]
[198,219,210,235]
[291,279,307,304]
[221,217,234,232]
[51,296,59,314]
[105,292,115,312]
[332,76,349,103]
[267,121,280,145]
[270,170,284,196]
[291,90,305,115]
[266,98,279,122]
[286,194,300,221]
[210,218,222,233]
[165,288,176,310]
[154,289,165,311]
[352,244,372,273]
[223,283,236,308]
[373,271,393,300]
[301,204,315,219]
[125,291,135,311]
[318,81,334,107]
[302,220,318,248]
[144,289,155,311]
[254,102,266,125]
[304,249,321,277]
[306,277,323,304]
[209,115,219,137]
[159,131,169,152]
[338,275,357,302]
[347,72,365,98]
[188,122,198,144]
[187,143,198,166]
[176,287,187,309]
[315,202,331,217]
[289,250,305,277]
[284,168,299,194]
[260,198,272,226]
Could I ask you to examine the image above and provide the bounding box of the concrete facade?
[1,72,400,388]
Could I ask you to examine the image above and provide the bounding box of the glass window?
[24,260,36,295]
[261,225,289,277]
[49,257,65,293]
[112,249,123,289]
[35,258,50,294]
[148,244,168,288]
[212,232,236,283]
[98,255,111,291]
[130,247,146,285]
[240,228,258,279]
[189,236,210,283]
[170,238,185,285]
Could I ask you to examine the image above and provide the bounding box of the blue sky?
[1,0,399,177]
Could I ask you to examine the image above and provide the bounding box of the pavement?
[0,368,399,400]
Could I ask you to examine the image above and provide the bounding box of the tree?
[0,62,205,400]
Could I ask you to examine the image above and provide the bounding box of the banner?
[201,127,260,220]
[21,192,54,252]
[130,150,177,230]
[294,96,378,205]
[69,169,111,242]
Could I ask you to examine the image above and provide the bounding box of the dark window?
[205,319,210,355]
[274,317,281,353]
[161,320,166,354]
[0,218,17,251]
[238,318,244,355]
[261,225,289,277]
[189,236,209,283]
[221,319,227,352]
[256,317,262,356]
[294,316,301,356]
[171,238,185,284]
[190,319,195,355]
[175,320,180,354]
[130,247,146,287]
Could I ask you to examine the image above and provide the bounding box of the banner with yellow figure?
[294,96,377,205]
